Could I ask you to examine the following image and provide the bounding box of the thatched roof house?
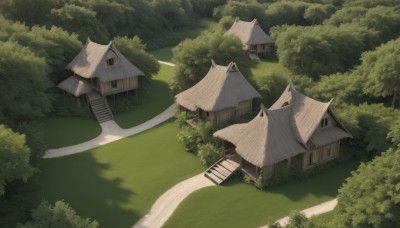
[213,84,352,182]
[225,17,274,55]
[58,38,144,97]
[175,61,261,125]
[57,38,144,122]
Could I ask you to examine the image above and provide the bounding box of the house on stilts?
[205,84,352,185]
[225,17,274,59]
[57,38,144,123]
[175,60,261,126]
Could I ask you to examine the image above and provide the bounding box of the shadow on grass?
[31,152,139,228]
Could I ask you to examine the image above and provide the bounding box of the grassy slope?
[150,47,173,62]
[32,120,204,228]
[163,161,359,228]
[113,65,175,129]
[250,58,292,80]
[36,117,101,149]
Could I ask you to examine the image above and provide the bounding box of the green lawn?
[32,120,204,228]
[308,210,336,227]
[114,64,175,129]
[250,58,292,80]
[150,47,173,62]
[36,117,101,149]
[163,161,359,228]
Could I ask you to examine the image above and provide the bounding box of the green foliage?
[273,24,379,79]
[195,121,217,144]
[358,38,400,108]
[50,4,109,43]
[256,71,288,106]
[254,172,264,190]
[265,1,310,28]
[335,103,400,158]
[213,0,267,24]
[0,125,34,196]
[177,126,200,153]
[175,112,187,128]
[151,0,193,30]
[303,4,334,25]
[18,200,98,228]
[388,118,400,147]
[335,148,400,227]
[114,36,160,78]
[286,211,308,228]
[0,41,51,122]
[197,143,221,166]
[171,31,250,93]
[191,0,227,18]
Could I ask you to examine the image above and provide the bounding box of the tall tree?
[171,31,249,93]
[335,147,400,227]
[18,200,98,228]
[360,38,400,108]
[0,41,51,123]
[0,125,33,196]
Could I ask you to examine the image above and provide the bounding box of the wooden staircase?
[204,155,241,185]
[88,92,113,123]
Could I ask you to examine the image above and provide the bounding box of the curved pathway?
[133,174,214,228]
[260,199,338,227]
[158,60,175,67]
[44,104,176,158]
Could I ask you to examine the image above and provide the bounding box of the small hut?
[175,61,261,126]
[57,38,144,122]
[225,17,274,55]
[59,38,144,97]
[212,84,352,183]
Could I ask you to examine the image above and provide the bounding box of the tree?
[151,0,192,30]
[0,41,51,123]
[171,31,249,93]
[18,200,98,228]
[359,38,400,108]
[303,4,334,25]
[0,125,34,196]
[256,71,288,106]
[335,148,400,227]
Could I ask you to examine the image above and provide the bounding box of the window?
[106,58,115,66]
[308,153,313,166]
[281,101,289,107]
[326,148,331,157]
[111,80,117,88]
[206,112,209,117]
[320,118,328,128]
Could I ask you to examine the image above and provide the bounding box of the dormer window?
[281,101,289,107]
[107,58,115,66]
[320,118,328,128]
[230,64,237,72]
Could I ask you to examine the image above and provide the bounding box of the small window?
[320,118,328,128]
[281,101,289,107]
[111,80,117,88]
[327,148,331,157]
[206,112,209,117]
[107,58,115,66]
[308,153,313,166]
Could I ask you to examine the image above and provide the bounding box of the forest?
[0,0,400,227]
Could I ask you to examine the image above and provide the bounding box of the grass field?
[250,58,291,80]
[32,120,204,228]
[150,47,173,62]
[164,161,359,228]
[36,117,101,149]
[114,64,175,129]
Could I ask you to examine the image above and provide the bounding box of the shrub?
[243,174,252,184]
[174,111,187,128]
[255,172,264,190]
[197,143,222,166]
[177,126,200,153]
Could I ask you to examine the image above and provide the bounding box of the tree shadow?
[31,152,139,228]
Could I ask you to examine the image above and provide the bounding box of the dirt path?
[158,61,175,67]
[44,104,176,158]
[133,174,215,228]
[260,199,337,227]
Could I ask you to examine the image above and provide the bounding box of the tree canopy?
[0,125,33,196]
[335,148,400,227]
[18,200,99,228]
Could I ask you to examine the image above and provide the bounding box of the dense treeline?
[1,0,400,227]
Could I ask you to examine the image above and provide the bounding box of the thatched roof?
[214,84,352,167]
[175,61,261,112]
[57,75,92,97]
[66,38,144,82]
[225,17,274,46]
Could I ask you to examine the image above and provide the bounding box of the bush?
[195,121,217,144]
[175,111,187,128]
[254,172,264,190]
[197,143,221,166]
[177,126,200,153]
[243,174,252,184]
